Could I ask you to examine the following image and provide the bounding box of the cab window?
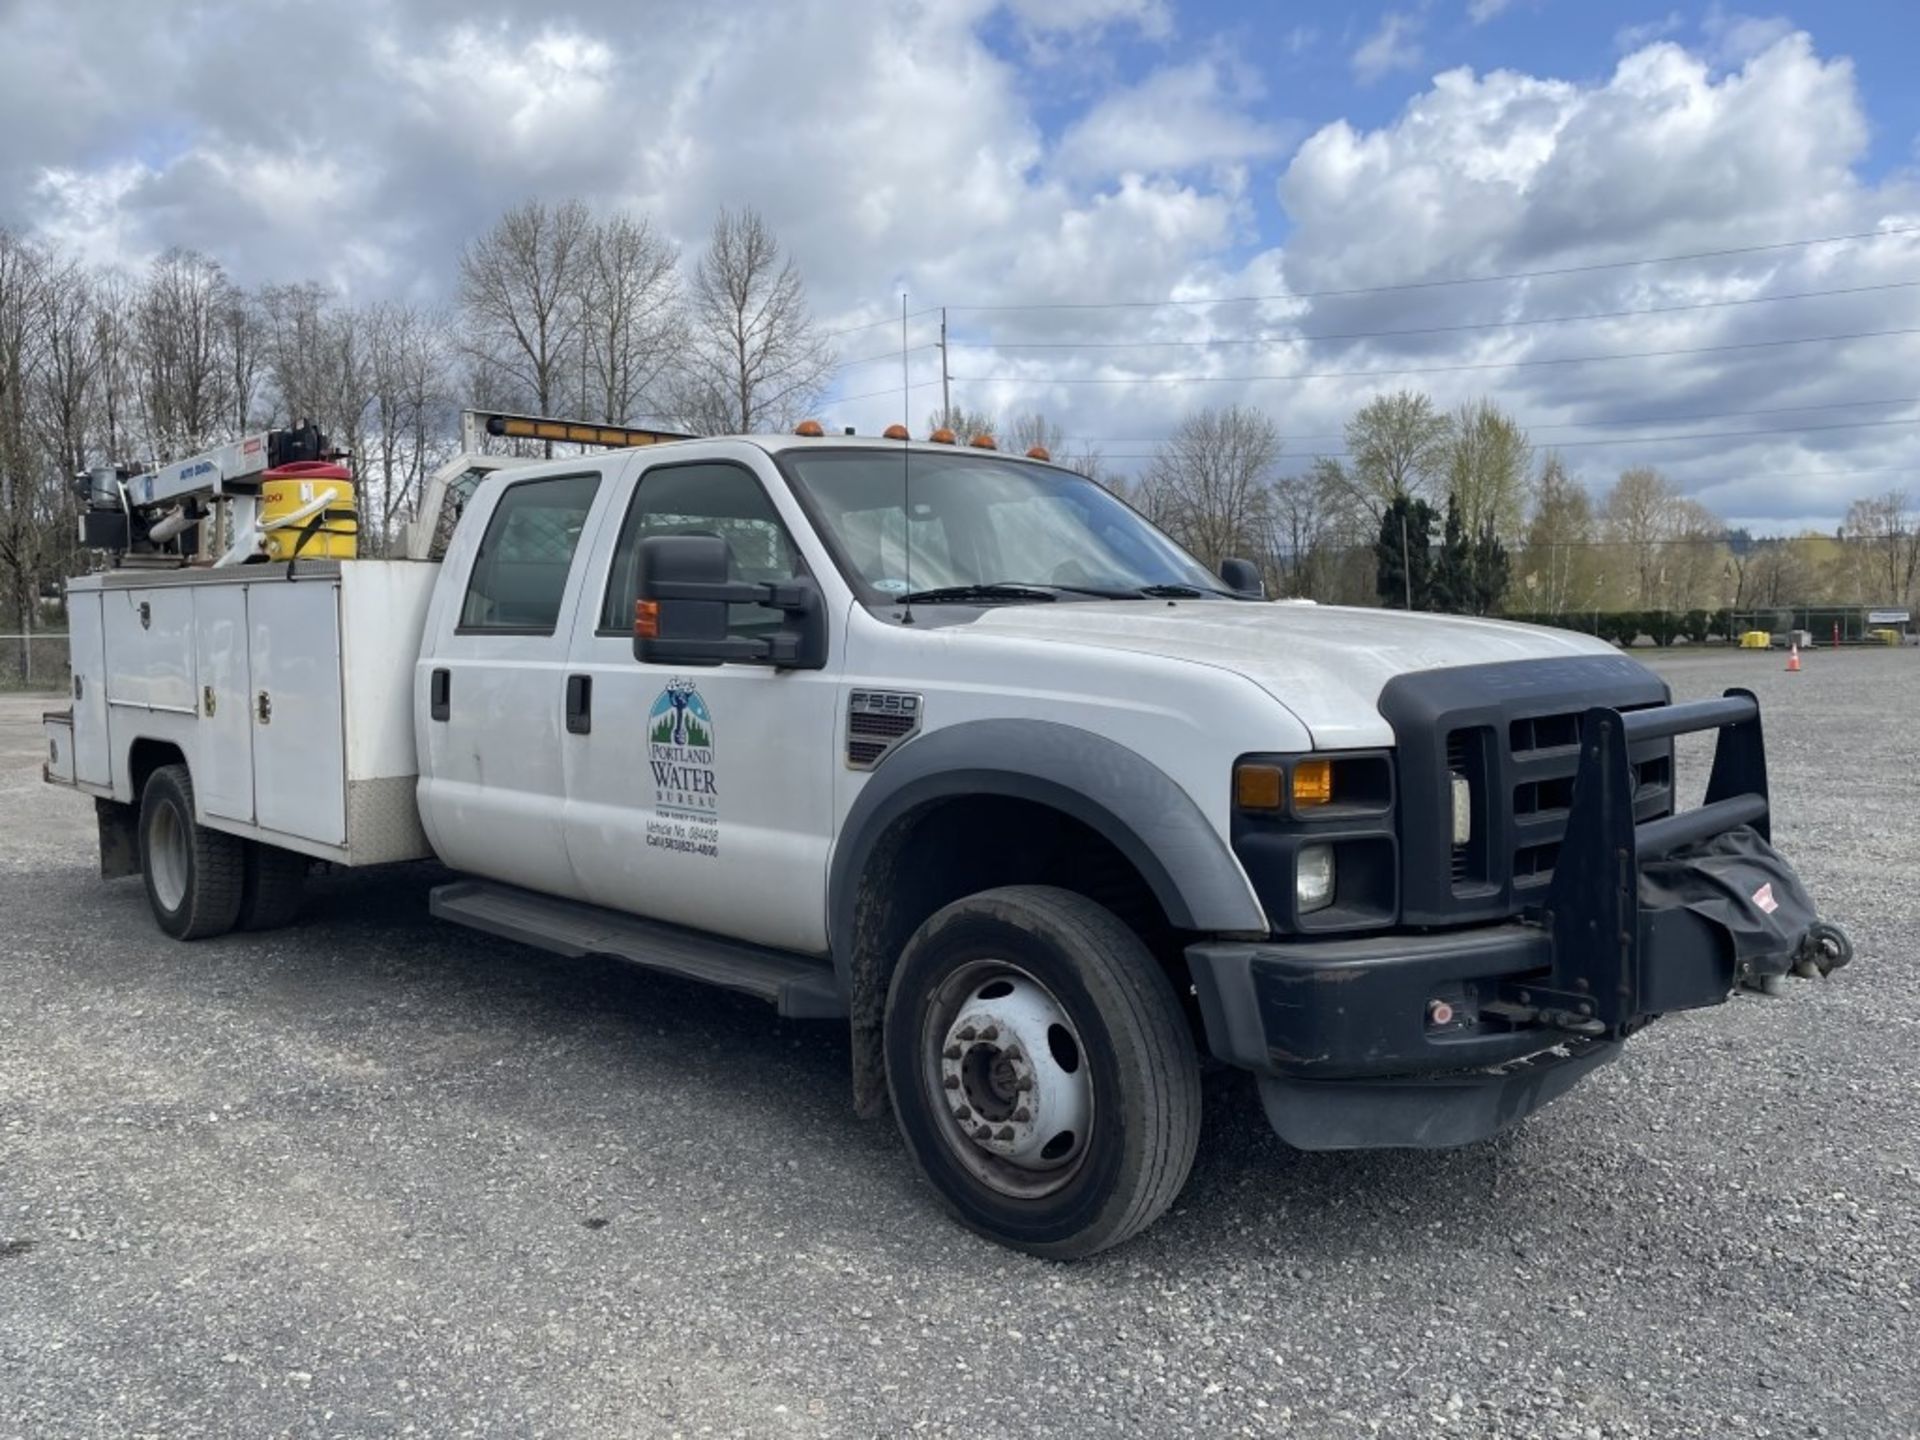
[600,462,804,638]
[459,473,601,632]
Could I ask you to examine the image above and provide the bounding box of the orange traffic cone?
[1786,642,1801,673]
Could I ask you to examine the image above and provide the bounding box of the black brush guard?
[1522,686,1831,1038]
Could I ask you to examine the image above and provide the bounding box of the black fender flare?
[828,719,1267,1114]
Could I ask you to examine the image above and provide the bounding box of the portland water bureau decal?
[645,680,719,858]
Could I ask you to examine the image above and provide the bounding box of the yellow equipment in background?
[1739,630,1771,649]
[259,464,358,562]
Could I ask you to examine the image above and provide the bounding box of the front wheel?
[884,885,1202,1259]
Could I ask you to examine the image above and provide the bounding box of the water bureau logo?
[645,680,719,858]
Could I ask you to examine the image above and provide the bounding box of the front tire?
[139,764,244,941]
[884,885,1201,1259]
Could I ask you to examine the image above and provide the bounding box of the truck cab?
[47,422,1852,1258]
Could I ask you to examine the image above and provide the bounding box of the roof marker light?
[1026,445,1052,461]
[883,423,910,440]
[929,428,957,445]
[969,434,997,450]
[794,419,825,437]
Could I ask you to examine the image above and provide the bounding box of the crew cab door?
[559,452,840,954]
[416,466,609,898]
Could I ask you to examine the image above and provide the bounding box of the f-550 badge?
[847,690,923,770]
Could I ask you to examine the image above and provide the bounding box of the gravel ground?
[1,648,1916,1439]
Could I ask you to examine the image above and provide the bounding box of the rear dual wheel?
[139,763,306,938]
[884,885,1202,1259]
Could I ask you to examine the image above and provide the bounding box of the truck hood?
[966,601,1622,747]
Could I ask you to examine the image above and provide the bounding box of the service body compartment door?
[193,584,254,823]
[250,581,346,846]
[67,590,111,785]
[103,586,197,713]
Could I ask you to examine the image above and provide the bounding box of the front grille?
[1378,656,1676,926]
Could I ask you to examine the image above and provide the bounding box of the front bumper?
[1190,688,1848,1150]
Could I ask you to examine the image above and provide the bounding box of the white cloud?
[1351,11,1425,86]
[1614,11,1684,51]
[1701,5,1797,66]
[1054,59,1294,178]
[1467,0,1514,23]
[1004,0,1173,39]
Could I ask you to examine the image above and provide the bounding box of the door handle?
[565,674,592,735]
[430,668,450,722]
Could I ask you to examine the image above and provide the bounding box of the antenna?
[900,291,915,625]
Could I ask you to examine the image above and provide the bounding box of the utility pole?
[1400,508,1413,611]
[939,307,951,424]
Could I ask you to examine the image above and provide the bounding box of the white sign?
[1867,609,1910,625]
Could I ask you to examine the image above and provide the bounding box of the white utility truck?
[45,412,1852,1257]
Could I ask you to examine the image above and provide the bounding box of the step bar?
[430,879,845,1020]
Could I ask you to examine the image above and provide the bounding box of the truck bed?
[51,560,438,866]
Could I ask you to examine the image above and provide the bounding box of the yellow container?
[260,467,358,562]
[1871,628,1901,647]
[1739,630,1771,649]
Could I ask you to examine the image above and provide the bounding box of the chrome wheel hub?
[924,963,1092,1197]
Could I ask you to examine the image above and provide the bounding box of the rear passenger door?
[417,468,608,899]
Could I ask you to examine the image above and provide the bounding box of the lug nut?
[944,1075,960,1090]
[995,1126,1014,1141]
[975,1124,994,1141]
[1012,1107,1030,1123]
[958,1026,977,1042]
[1015,1076,1033,1092]
[1002,1046,1022,1063]
[980,1025,999,1042]
[955,1105,971,1120]
[943,1044,962,1060]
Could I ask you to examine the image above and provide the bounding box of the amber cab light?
[929,427,957,445]
[794,419,825,437]
[1293,758,1334,808]
[1026,445,1052,461]
[883,423,910,440]
[968,433,998,450]
[633,599,660,639]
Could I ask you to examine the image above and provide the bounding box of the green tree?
[1374,493,1437,610]
[1336,390,1451,523]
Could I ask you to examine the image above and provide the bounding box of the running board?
[429,879,846,1020]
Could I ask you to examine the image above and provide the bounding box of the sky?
[3,0,1918,533]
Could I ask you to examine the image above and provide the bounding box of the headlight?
[1296,843,1335,912]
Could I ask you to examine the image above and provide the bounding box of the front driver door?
[560,453,841,954]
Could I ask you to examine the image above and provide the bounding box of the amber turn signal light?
[1235,763,1284,811]
[633,599,660,639]
[1293,758,1334,808]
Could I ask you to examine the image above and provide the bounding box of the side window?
[600,462,804,637]
[459,472,600,633]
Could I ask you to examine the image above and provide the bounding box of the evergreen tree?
[1374,493,1437,610]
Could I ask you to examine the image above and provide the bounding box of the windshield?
[780,449,1229,601]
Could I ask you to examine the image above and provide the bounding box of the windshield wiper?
[896,582,1061,604]
[1135,583,1225,598]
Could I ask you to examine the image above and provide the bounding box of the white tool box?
[49,560,437,865]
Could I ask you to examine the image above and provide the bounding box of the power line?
[954,279,1920,351]
[834,342,940,371]
[954,325,1920,388]
[1068,395,1920,445]
[819,306,941,341]
[944,222,1920,314]
[1090,416,1920,461]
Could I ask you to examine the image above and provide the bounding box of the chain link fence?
[0,634,71,693]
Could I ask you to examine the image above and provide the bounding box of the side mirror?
[632,533,827,670]
[1219,556,1265,598]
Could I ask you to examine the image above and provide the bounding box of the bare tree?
[458,198,592,424]
[577,213,682,425]
[137,248,233,455]
[1008,412,1065,456]
[364,301,455,547]
[1138,405,1279,570]
[676,207,834,434]
[1601,466,1674,607]
[0,230,49,659]
[1840,491,1920,608]
[925,403,995,440]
